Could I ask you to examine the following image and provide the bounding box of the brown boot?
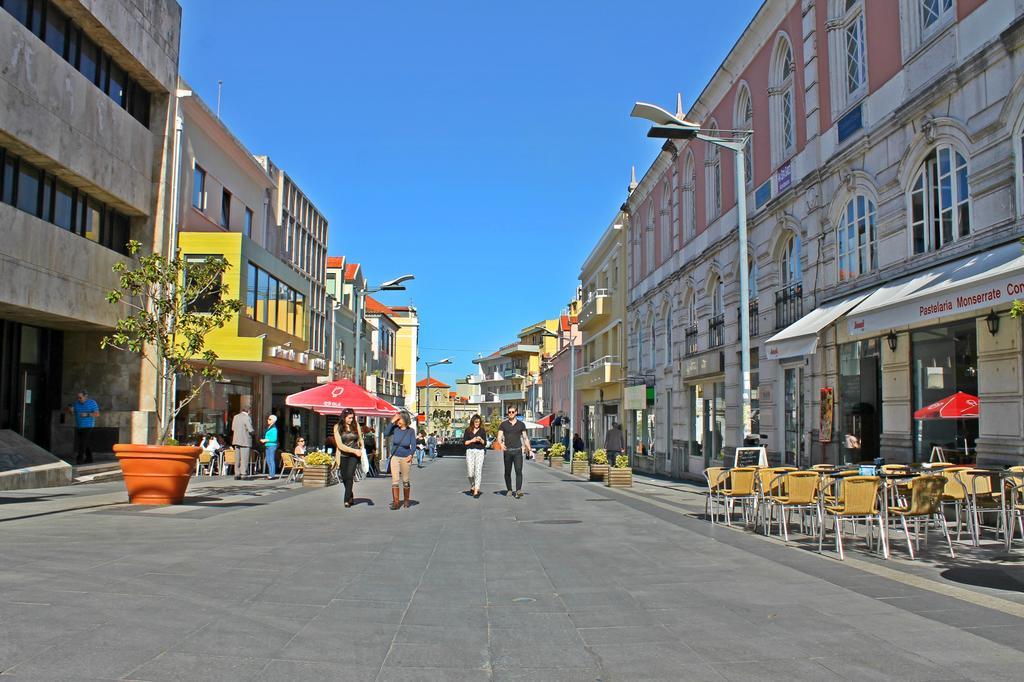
[391,486,401,510]
[403,484,411,509]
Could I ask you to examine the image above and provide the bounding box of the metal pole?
[329,304,337,381]
[735,139,752,444]
[568,335,576,464]
[425,364,431,439]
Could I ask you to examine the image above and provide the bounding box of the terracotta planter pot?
[606,467,633,488]
[114,444,201,505]
[570,461,590,477]
[590,463,609,481]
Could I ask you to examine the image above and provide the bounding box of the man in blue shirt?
[70,390,100,464]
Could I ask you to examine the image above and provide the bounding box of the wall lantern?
[985,309,1000,336]
[886,330,898,352]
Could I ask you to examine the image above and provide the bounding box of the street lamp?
[423,358,452,438]
[353,274,415,388]
[631,99,754,446]
[533,327,576,467]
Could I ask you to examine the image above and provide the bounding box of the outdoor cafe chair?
[279,452,296,481]
[767,471,821,541]
[954,469,1005,547]
[1002,467,1024,551]
[754,466,796,532]
[704,467,729,523]
[222,449,237,476]
[887,475,955,560]
[820,475,885,561]
[196,450,214,476]
[718,467,759,527]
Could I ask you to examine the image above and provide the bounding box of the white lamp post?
[631,100,753,444]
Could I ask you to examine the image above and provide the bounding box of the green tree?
[484,416,502,438]
[101,240,240,445]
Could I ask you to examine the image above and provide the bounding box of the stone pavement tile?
[557,587,641,610]
[6,643,163,680]
[681,629,810,663]
[235,601,325,625]
[124,651,271,681]
[402,605,488,628]
[486,610,574,630]
[410,586,486,608]
[383,641,489,669]
[336,579,419,603]
[299,620,401,645]
[577,624,678,645]
[489,625,583,645]
[376,666,491,682]
[489,641,598,669]
[913,606,1024,628]
[321,599,408,624]
[0,640,51,674]
[814,652,969,681]
[256,659,377,681]
[709,657,838,681]
[568,607,659,628]
[394,624,488,645]
[593,641,721,681]
[957,624,1024,650]
[484,594,565,612]
[277,636,392,666]
[491,668,603,682]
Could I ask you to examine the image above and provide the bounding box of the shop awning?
[764,293,869,360]
[537,414,554,428]
[846,241,1024,336]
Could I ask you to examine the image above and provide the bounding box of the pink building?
[540,313,583,444]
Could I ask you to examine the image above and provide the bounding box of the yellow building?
[390,305,419,413]
[578,212,628,450]
[471,319,559,421]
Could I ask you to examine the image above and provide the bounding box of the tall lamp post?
[534,327,576,467]
[353,274,415,388]
[423,358,452,437]
[630,101,753,446]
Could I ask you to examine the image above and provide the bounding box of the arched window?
[660,180,671,259]
[637,323,644,372]
[770,37,796,165]
[910,145,970,254]
[921,0,954,32]
[665,307,673,364]
[705,123,721,221]
[781,234,802,286]
[645,205,655,273]
[736,86,754,186]
[837,195,877,281]
[709,276,725,348]
[713,278,724,316]
[685,292,698,355]
[683,152,696,240]
[650,318,657,369]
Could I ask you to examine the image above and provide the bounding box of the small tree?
[101,241,240,445]
[484,416,502,439]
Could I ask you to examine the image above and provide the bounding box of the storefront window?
[838,338,882,464]
[690,384,704,469]
[912,321,978,462]
[175,374,255,443]
[784,367,804,465]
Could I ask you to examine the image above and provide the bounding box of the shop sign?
[682,350,723,380]
[848,271,1024,335]
[777,161,792,193]
[624,385,647,411]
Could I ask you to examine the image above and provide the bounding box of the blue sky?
[178,0,762,386]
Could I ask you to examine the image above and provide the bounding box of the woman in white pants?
[462,414,488,498]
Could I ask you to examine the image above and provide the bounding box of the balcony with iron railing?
[580,288,612,330]
[575,354,622,387]
[708,313,725,349]
[684,324,699,357]
[775,282,803,330]
[737,301,759,337]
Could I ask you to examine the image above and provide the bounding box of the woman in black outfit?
[333,409,363,508]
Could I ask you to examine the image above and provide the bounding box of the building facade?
[389,305,419,413]
[0,0,181,457]
[325,255,359,380]
[626,0,1024,476]
[363,296,404,408]
[416,377,454,436]
[539,314,583,447]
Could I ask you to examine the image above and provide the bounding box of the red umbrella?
[537,414,554,428]
[286,379,398,417]
[913,391,979,420]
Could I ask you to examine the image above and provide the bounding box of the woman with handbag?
[333,408,363,508]
[462,414,488,498]
[384,411,417,509]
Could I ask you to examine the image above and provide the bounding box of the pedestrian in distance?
[230,405,255,479]
[333,408,363,508]
[261,414,279,479]
[497,407,532,498]
[361,421,378,477]
[385,411,417,509]
[573,432,585,453]
[462,414,488,498]
[68,390,100,464]
[416,430,427,468]
[427,432,438,461]
[604,422,625,462]
[293,436,307,457]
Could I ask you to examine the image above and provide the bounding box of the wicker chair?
[767,471,821,541]
[755,467,796,532]
[222,449,237,476]
[1003,467,1024,551]
[955,469,1005,547]
[719,467,759,527]
[821,475,884,560]
[887,475,955,559]
[704,467,729,523]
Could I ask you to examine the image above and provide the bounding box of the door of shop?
[784,366,804,466]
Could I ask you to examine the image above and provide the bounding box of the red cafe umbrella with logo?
[286,379,398,417]
[913,391,978,460]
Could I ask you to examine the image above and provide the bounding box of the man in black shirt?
[497,406,531,498]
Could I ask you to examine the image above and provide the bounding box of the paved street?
[3,456,1024,681]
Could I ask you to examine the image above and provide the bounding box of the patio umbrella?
[522,421,544,430]
[536,414,554,428]
[913,391,978,459]
[286,379,398,417]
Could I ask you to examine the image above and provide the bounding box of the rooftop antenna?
[216,80,223,118]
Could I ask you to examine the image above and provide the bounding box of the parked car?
[529,437,551,454]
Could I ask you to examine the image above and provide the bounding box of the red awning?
[537,414,554,428]
[913,391,979,420]
[286,379,398,417]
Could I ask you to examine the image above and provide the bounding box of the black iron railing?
[685,324,699,356]
[708,313,725,349]
[737,301,759,337]
[775,283,803,329]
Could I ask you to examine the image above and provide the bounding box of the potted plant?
[606,454,633,488]
[590,449,609,481]
[571,450,590,476]
[547,442,565,468]
[102,241,239,504]
[301,451,335,488]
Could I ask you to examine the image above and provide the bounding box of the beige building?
[417,378,454,436]
[0,0,181,473]
[390,305,419,412]
[578,213,628,450]
[472,319,560,421]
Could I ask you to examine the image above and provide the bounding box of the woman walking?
[462,414,487,498]
[260,415,279,479]
[333,408,363,508]
[384,412,417,509]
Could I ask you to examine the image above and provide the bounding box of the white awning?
[764,293,869,360]
[846,241,1024,336]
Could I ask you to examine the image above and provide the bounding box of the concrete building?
[472,319,560,422]
[539,313,583,447]
[578,213,628,452]
[624,0,1024,475]
[363,296,404,409]
[390,305,419,413]
[455,375,481,402]
[324,255,362,381]
[0,0,181,472]
[175,81,320,447]
[416,377,454,436]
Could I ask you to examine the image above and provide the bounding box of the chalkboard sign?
[734,447,767,468]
